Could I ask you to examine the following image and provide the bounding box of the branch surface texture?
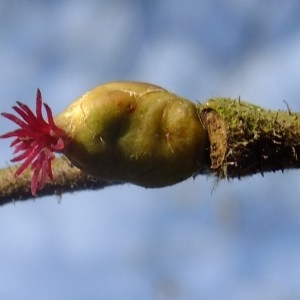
[1,82,300,205]
[199,99,300,178]
[0,157,118,205]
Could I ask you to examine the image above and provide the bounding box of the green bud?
[55,81,208,187]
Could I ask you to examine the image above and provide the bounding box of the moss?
[199,98,300,178]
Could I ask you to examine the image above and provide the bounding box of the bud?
[55,81,208,187]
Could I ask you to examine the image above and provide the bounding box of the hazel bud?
[55,81,208,187]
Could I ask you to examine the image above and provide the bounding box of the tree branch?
[199,98,300,178]
[0,157,120,206]
[1,97,300,206]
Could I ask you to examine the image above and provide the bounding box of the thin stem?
[198,98,300,178]
[1,98,300,206]
[0,156,120,205]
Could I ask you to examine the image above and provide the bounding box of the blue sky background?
[1,0,300,299]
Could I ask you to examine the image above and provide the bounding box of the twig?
[0,156,120,205]
[1,97,300,206]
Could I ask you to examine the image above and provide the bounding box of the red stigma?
[0,89,66,195]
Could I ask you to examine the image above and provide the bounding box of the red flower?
[0,89,66,195]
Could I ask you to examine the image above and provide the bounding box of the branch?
[1,97,300,206]
[0,157,120,206]
[199,98,300,178]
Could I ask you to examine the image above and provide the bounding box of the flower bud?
[56,81,208,187]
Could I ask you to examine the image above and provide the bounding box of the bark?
[198,99,300,178]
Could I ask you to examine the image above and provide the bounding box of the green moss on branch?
[199,99,300,178]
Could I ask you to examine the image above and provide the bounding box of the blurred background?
[1,0,300,299]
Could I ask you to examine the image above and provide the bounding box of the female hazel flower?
[0,89,66,195]
[1,82,208,196]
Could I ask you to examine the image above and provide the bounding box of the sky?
[1,0,300,299]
